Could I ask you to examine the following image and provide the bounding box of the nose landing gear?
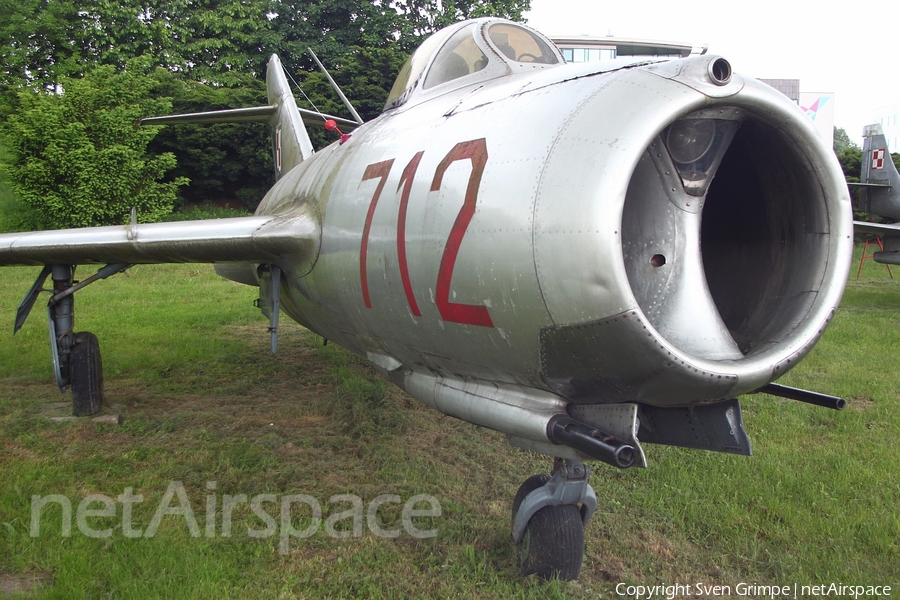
[511,457,597,580]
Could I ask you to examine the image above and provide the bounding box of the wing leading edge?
[0,214,318,270]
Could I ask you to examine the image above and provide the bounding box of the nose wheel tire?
[512,474,584,581]
[70,331,103,416]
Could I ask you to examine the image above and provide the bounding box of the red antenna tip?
[324,119,351,144]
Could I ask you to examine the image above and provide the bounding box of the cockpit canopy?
[384,19,563,112]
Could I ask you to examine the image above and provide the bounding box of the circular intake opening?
[699,118,829,355]
[621,113,832,360]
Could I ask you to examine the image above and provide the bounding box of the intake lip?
[620,81,852,391]
[533,58,851,405]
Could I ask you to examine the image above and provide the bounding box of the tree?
[148,71,273,210]
[0,0,93,91]
[2,60,187,229]
[148,0,530,206]
[833,126,859,154]
[837,146,862,183]
[1,0,532,215]
[0,0,280,89]
[2,0,532,89]
[835,145,865,219]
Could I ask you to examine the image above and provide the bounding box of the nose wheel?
[511,458,596,580]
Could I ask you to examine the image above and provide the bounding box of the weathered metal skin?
[0,18,852,461]
[255,28,851,418]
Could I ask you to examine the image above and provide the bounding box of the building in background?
[800,92,835,149]
[757,80,834,147]
[759,79,800,103]
[550,35,705,63]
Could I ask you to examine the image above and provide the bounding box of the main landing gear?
[15,264,129,416]
[511,457,597,581]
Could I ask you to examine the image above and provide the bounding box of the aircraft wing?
[853,220,900,265]
[854,220,900,238]
[0,215,317,268]
[848,182,891,189]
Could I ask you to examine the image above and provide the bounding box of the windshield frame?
[383,19,563,113]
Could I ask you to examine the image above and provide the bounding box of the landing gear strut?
[15,263,128,416]
[48,266,104,416]
[511,457,597,580]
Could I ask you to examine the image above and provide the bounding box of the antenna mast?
[307,47,365,126]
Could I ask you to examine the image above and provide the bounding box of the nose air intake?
[622,108,837,362]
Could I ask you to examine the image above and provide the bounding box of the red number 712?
[359,138,493,328]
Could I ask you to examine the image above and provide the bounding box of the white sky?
[524,0,900,145]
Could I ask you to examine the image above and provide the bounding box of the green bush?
[0,145,41,232]
[1,59,188,230]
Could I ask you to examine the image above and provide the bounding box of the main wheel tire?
[70,331,103,416]
[512,474,584,581]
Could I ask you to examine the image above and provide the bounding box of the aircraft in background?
[0,18,853,580]
[852,124,900,263]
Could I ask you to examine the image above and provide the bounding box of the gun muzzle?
[548,415,636,469]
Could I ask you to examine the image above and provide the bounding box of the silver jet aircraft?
[0,18,853,580]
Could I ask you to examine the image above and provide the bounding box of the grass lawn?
[0,250,897,598]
